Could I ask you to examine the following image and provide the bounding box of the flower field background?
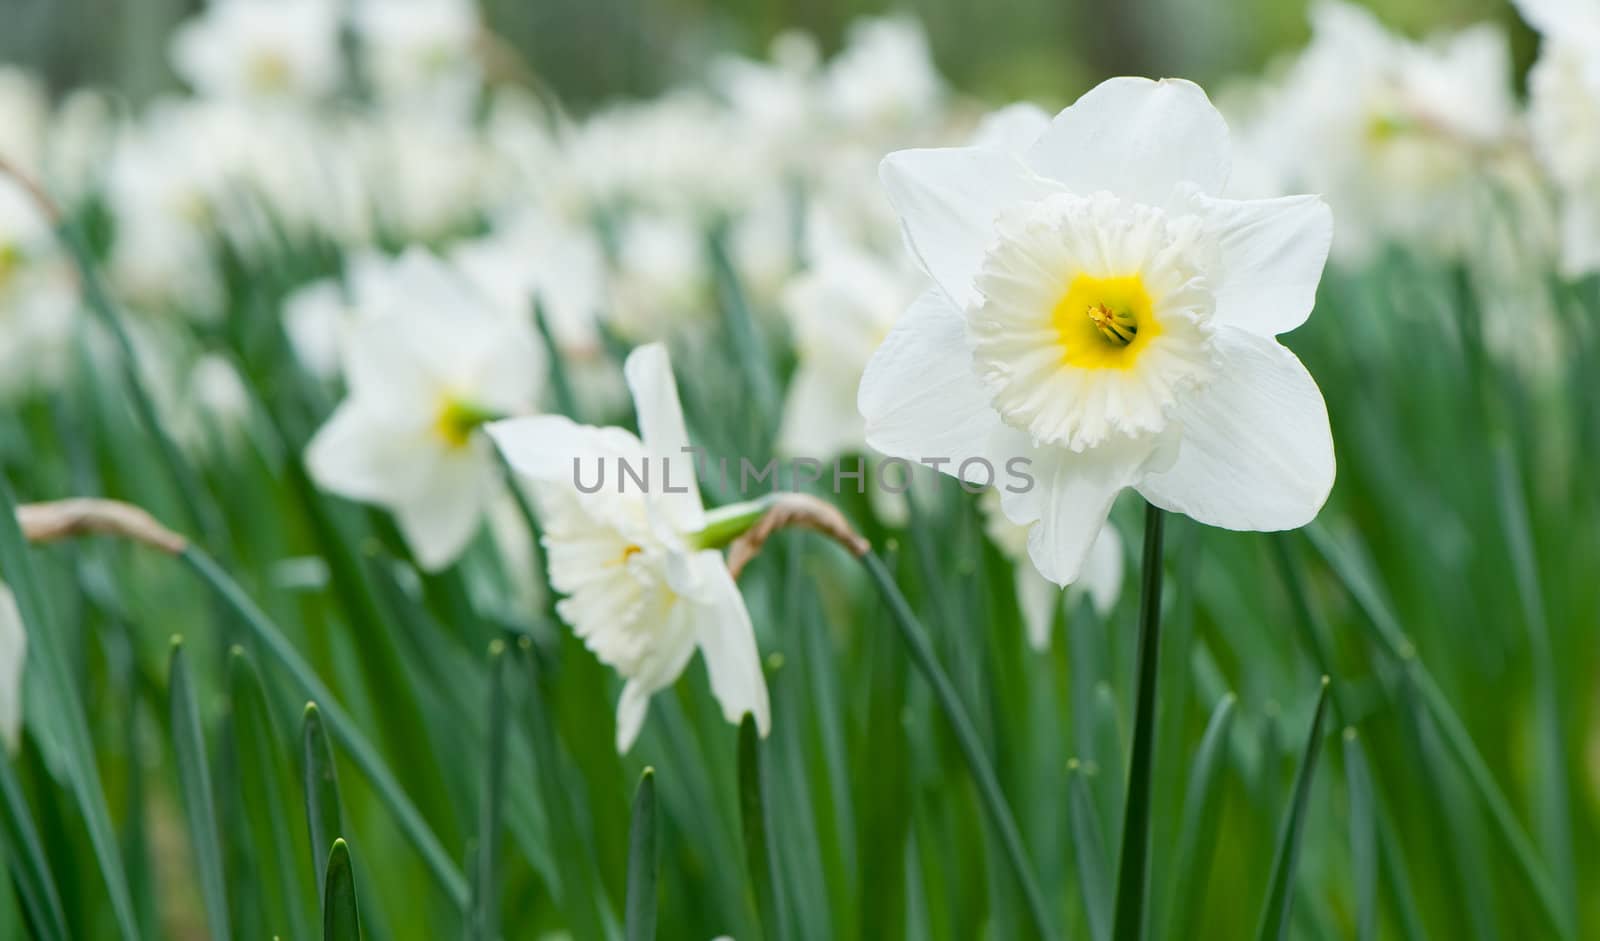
[1,1,1598,940]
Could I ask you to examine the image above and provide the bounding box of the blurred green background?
[0,0,1540,106]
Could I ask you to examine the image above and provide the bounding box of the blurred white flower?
[281,251,404,380]
[449,208,607,356]
[450,207,625,415]
[564,93,765,215]
[306,249,544,570]
[0,581,23,753]
[489,344,770,753]
[727,189,799,309]
[354,0,484,114]
[1515,0,1600,275]
[778,210,920,457]
[981,490,1123,649]
[711,32,823,173]
[861,77,1335,586]
[608,211,712,342]
[822,16,944,137]
[283,279,356,381]
[351,112,493,241]
[0,67,49,177]
[1243,1,1518,260]
[170,0,342,103]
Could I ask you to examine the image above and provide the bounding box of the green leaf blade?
[168,639,232,941]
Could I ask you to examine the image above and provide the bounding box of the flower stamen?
[1088,302,1138,346]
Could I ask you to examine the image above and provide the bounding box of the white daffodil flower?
[306,249,543,571]
[488,344,770,753]
[169,0,342,103]
[1,582,24,753]
[353,0,484,115]
[980,490,1122,650]
[778,210,921,458]
[1244,1,1518,261]
[860,77,1335,587]
[1515,0,1600,276]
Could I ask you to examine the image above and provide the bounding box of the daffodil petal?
[1001,434,1153,588]
[624,343,705,532]
[1199,193,1332,336]
[689,551,771,737]
[391,448,499,571]
[615,679,652,754]
[779,364,864,458]
[1026,77,1230,210]
[879,146,1060,306]
[305,401,435,503]
[1013,568,1061,651]
[341,314,439,420]
[1136,328,1334,530]
[487,415,643,484]
[859,289,1003,477]
[970,102,1052,153]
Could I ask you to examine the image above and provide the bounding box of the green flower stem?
[860,552,1057,941]
[1112,503,1165,941]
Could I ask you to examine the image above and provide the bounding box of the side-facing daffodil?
[306,248,543,570]
[489,344,770,752]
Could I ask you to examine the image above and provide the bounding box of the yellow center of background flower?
[1052,273,1161,370]
[434,398,496,449]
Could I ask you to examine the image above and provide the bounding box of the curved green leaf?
[322,838,362,941]
[625,767,658,941]
[0,748,68,941]
[168,639,231,941]
[301,701,345,897]
[1162,693,1237,941]
[1254,678,1330,941]
[739,714,783,941]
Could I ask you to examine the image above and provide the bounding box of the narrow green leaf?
[1254,677,1331,941]
[706,227,779,429]
[1490,444,1575,922]
[1112,504,1165,941]
[228,647,314,940]
[301,702,345,897]
[860,552,1057,941]
[0,749,69,941]
[533,296,581,419]
[1161,693,1237,941]
[1066,760,1111,941]
[322,839,362,941]
[739,714,784,941]
[1089,681,1125,843]
[179,548,469,909]
[471,640,510,941]
[0,474,141,941]
[518,639,614,941]
[1342,730,1377,941]
[55,218,222,544]
[1306,526,1571,940]
[1374,802,1431,941]
[625,767,658,941]
[168,639,232,941]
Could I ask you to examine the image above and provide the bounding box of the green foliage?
[0,191,1596,941]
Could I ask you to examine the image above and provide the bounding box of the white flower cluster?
[3,0,1596,750]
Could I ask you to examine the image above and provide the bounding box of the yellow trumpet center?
[1052,273,1162,370]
